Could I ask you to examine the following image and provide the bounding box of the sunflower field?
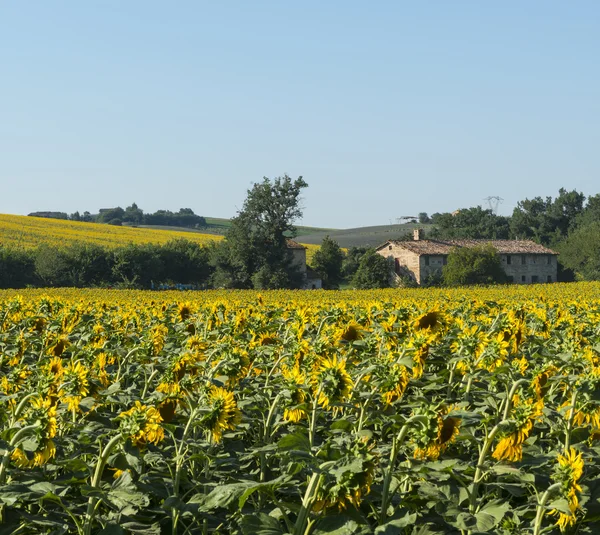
[1,285,600,534]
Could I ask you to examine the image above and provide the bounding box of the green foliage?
[556,221,600,280]
[211,175,308,289]
[342,247,369,281]
[0,247,36,288]
[442,244,507,286]
[510,188,585,245]
[352,250,391,289]
[430,207,510,240]
[97,207,125,224]
[312,236,344,289]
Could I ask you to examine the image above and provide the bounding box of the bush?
[442,244,507,286]
[0,247,36,288]
[351,250,391,289]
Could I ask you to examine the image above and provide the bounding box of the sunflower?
[549,448,584,531]
[150,324,169,355]
[379,363,410,405]
[119,401,165,446]
[531,366,558,400]
[414,311,444,332]
[492,395,543,462]
[156,381,182,423]
[203,386,242,443]
[11,396,58,468]
[177,302,192,322]
[414,405,461,460]
[311,356,353,409]
[48,336,70,358]
[314,436,375,512]
[59,361,89,412]
[338,323,362,342]
[281,366,308,423]
[12,439,56,469]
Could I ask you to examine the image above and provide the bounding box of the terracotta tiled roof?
[286,239,306,249]
[377,239,558,255]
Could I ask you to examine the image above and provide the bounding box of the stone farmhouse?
[287,240,322,289]
[376,229,558,285]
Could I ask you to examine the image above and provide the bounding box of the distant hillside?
[295,222,434,248]
[199,217,336,236]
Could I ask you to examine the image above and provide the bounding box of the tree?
[123,203,144,224]
[341,246,369,281]
[418,212,430,224]
[311,236,344,289]
[351,249,391,289]
[442,245,507,286]
[430,206,510,240]
[210,175,308,289]
[556,221,600,280]
[159,239,211,285]
[0,247,36,288]
[97,207,125,224]
[510,189,585,245]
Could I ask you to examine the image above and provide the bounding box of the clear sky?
[1,2,599,229]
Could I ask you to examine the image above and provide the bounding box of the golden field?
[0,213,320,261]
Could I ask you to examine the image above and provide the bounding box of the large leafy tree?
[311,236,344,289]
[442,244,507,286]
[556,221,600,280]
[210,175,308,289]
[430,206,510,240]
[351,249,391,289]
[510,188,585,245]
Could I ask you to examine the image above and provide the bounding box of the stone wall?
[377,243,421,283]
[377,244,558,285]
[501,254,557,283]
[290,248,307,273]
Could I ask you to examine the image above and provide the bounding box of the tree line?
[29,203,206,229]
[10,181,600,289]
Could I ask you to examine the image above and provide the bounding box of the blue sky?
[1,2,599,228]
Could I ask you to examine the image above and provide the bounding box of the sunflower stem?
[83,434,122,535]
[0,424,41,486]
[503,379,530,422]
[533,482,563,535]
[379,415,428,525]
[309,387,322,449]
[294,471,323,535]
[468,421,507,526]
[172,407,198,535]
[564,389,578,453]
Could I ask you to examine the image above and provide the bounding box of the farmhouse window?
[424,256,430,266]
[547,275,552,282]
[388,245,392,250]
[521,255,526,265]
[547,255,552,265]
[521,275,526,282]
[532,275,539,283]
[507,275,514,283]
[442,256,447,266]
[506,255,511,265]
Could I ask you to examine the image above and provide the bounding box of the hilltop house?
[376,229,558,285]
[287,240,322,289]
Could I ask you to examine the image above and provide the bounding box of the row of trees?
[0,239,389,290]
[30,204,207,228]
